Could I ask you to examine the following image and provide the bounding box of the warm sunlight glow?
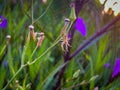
[99,0,120,16]
[99,0,105,4]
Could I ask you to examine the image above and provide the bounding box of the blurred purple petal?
[68,33,71,39]
[104,63,111,68]
[3,61,8,68]
[0,15,8,29]
[112,58,120,78]
[75,17,87,37]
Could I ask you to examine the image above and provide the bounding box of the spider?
[61,33,71,52]
[60,18,71,52]
[37,32,45,47]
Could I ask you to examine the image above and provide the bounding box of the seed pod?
[42,0,47,4]
[29,25,36,41]
[61,18,70,35]
[6,35,11,45]
[27,32,30,42]
[37,32,45,47]
[69,2,76,21]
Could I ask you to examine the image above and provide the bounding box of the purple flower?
[0,15,8,29]
[112,58,120,78]
[103,63,111,68]
[3,61,8,68]
[75,17,87,37]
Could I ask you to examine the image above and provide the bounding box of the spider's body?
[61,33,71,52]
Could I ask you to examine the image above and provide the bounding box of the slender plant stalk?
[90,58,94,89]
[31,0,33,24]
[3,64,27,90]
[0,45,6,56]
[62,81,89,90]
[33,0,53,24]
[66,21,74,33]
[29,46,38,61]
[22,0,52,23]
[54,34,62,43]
[8,45,15,75]
[29,37,62,65]
[21,41,29,65]
[39,61,69,89]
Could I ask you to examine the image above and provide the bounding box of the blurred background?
[0,0,120,90]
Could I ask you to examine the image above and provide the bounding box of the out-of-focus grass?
[0,0,120,90]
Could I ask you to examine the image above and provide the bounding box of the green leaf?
[73,69,81,79]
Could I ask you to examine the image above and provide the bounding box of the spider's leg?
[67,42,71,47]
[65,43,68,52]
[66,39,71,47]
[61,42,65,51]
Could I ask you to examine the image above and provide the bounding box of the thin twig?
[3,64,27,90]
[29,46,38,62]
[62,81,89,90]
[33,0,53,24]
[29,37,62,65]
[31,0,33,24]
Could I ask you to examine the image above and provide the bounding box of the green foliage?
[0,66,6,90]
[0,0,120,90]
